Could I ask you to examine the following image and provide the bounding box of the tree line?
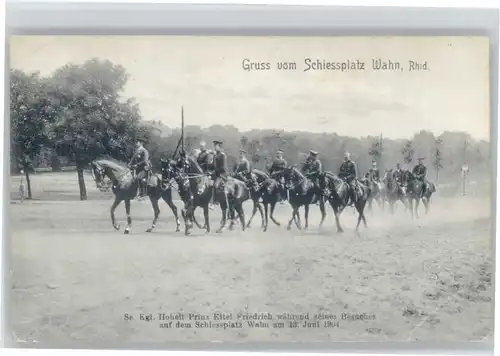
[11,58,490,201]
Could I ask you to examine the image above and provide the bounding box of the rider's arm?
[243,160,250,174]
[141,149,150,166]
[128,151,137,166]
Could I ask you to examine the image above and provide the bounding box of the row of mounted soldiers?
[127,137,430,205]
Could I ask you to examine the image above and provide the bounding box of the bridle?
[91,164,113,192]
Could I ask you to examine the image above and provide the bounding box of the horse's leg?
[146,196,160,233]
[110,197,122,230]
[304,204,309,230]
[270,200,281,227]
[294,207,303,230]
[162,190,181,232]
[361,200,368,228]
[203,204,211,233]
[355,199,368,232]
[318,198,326,228]
[124,199,132,234]
[389,199,394,215]
[235,202,246,231]
[287,204,297,230]
[246,199,259,228]
[183,201,193,236]
[257,200,264,229]
[192,207,204,229]
[216,198,228,234]
[263,202,269,232]
[333,203,345,233]
[415,198,421,219]
[423,196,430,214]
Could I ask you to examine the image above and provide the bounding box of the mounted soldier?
[412,157,428,195]
[368,160,381,183]
[338,151,358,205]
[197,141,213,174]
[269,148,287,203]
[233,149,251,179]
[300,150,322,196]
[234,149,257,187]
[128,137,152,198]
[393,162,406,194]
[209,140,228,209]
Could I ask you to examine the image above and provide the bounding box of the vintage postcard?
[8,36,493,346]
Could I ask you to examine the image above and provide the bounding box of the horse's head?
[90,160,113,192]
[282,165,300,189]
[317,172,327,189]
[160,158,178,181]
[383,169,393,181]
[197,175,211,196]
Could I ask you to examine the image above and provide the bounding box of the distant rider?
[128,137,151,198]
[338,151,358,206]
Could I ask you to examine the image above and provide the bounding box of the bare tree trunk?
[51,151,61,172]
[23,163,32,200]
[435,169,439,183]
[76,160,87,201]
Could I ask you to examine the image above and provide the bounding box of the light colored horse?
[90,158,180,234]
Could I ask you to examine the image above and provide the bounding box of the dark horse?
[382,169,407,215]
[166,155,250,233]
[282,166,326,230]
[403,171,436,219]
[90,158,180,234]
[160,158,199,235]
[231,169,265,229]
[234,169,287,232]
[318,172,370,233]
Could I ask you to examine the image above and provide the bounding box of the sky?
[10,35,490,140]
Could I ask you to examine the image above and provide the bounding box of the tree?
[433,137,443,182]
[10,69,56,199]
[47,58,143,200]
[368,134,383,164]
[402,139,415,166]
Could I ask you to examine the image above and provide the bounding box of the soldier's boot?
[314,182,320,205]
[209,185,216,210]
[349,185,357,206]
[142,178,149,197]
[278,180,285,204]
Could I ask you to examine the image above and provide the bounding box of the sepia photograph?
[7,35,493,346]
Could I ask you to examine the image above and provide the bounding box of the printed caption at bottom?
[123,312,376,330]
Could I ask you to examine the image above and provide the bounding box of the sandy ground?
[7,172,494,347]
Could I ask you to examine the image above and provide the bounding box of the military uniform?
[412,163,427,180]
[368,167,380,182]
[234,151,258,188]
[301,154,322,195]
[338,158,358,204]
[234,155,251,176]
[269,150,287,203]
[412,161,428,195]
[210,141,227,205]
[197,149,213,173]
[129,144,151,197]
[393,167,404,184]
[269,156,287,180]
